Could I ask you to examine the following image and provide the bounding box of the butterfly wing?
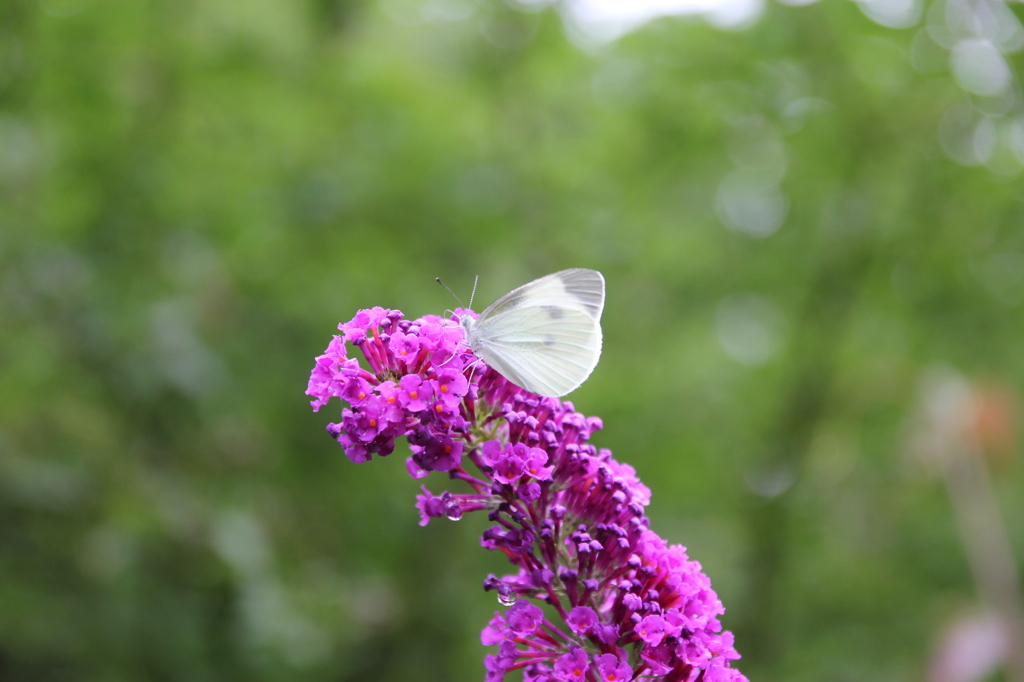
[470,269,605,397]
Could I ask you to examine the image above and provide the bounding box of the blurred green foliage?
[2,0,1023,680]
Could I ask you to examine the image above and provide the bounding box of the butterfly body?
[458,269,605,398]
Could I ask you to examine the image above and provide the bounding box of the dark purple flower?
[640,643,675,676]
[413,436,463,472]
[553,646,589,681]
[566,606,597,635]
[505,601,544,636]
[521,446,553,481]
[516,481,542,502]
[480,440,527,486]
[416,486,450,526]
[635,614,667,647]
[481,612,507,645]
[406,456,430,480]
[592,653,632,682]
[485,640,519,680]
[341,377,374,405]
[426,398,461,429]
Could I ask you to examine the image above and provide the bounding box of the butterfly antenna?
[469,275,479,310]
[436,277,464,308]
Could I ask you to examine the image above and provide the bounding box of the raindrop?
[497,584,517,606]
[445,504,463,521]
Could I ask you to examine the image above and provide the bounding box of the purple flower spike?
[309,307,747,682]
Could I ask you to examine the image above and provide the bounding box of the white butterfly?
[458,269,605,398]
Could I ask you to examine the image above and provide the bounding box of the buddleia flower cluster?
[307,306,748,682]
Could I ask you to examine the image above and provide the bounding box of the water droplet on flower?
[496,582,517,606]
[445,505,463,521]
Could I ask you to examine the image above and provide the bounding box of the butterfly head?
[457,311,476,340]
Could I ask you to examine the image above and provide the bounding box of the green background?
[2,0,1023,680]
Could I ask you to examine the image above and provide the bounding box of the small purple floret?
[553,646,589,681]
[566,606,597,635]
[505,601,544,635]
[593,653,632,682]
